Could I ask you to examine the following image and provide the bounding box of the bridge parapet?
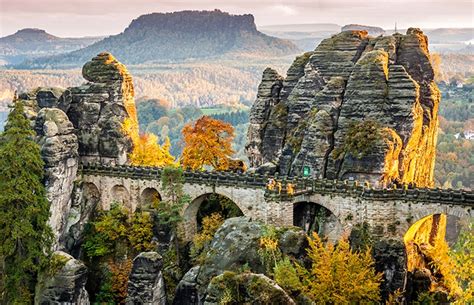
[79,164,474,206]
[80,163,268,189]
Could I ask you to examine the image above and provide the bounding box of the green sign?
[303,166,310,177]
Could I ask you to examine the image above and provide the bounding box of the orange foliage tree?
[181,116,235,170]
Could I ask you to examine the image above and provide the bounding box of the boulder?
[174,217,307,303]
[204,272,296,305]
[35,251,89,305]
[126,252,167,305]
[173,266,201,305]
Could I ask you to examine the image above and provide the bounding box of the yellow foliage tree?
[129,134,176,167]
[122,113,176,167]
[430,53,443,83]
[190,213,225,263]
[448,221,474,304]
[294,233,382,303]
[181,116,235,171]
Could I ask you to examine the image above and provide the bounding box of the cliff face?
[246,28,440,188]
[18,52,136,246]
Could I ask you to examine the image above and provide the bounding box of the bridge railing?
[79,164,474,205]
[80,163,267,188]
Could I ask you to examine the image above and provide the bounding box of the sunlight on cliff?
[381,127,402,185]
[404,214,461,297]
[115,53,176,167]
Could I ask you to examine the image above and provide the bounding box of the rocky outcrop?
[17,89,80,248]
[246,28,440,188]
[126,252,167,305]
[204,272,296,305]
[18,52,137,249]
[61,181,101,256]
[173,266,201,305]
[246,68,283,168]
[372,239,407,302]
[67,52,136,165]
[35,251,89,305]
[35,108,79,248]
[174,217,307,303]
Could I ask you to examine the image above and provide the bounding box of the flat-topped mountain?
[21,10,299,68]
[0,28,101,65]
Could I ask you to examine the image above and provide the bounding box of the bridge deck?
[79,164,474,206]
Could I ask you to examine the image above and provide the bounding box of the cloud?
[271,4,298,16]
[0,0,472,37]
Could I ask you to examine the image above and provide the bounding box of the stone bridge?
[79,164,474,241]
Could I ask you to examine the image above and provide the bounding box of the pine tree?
[0,99,53,303]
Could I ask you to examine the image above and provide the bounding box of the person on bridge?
[267,178,276,191]
[287,183,295,196]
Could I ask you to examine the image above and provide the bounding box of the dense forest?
[0,57,291,111]
[435,81,473,190]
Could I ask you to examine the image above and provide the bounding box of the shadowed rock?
[35,251,89,305]
[126,252,166,305]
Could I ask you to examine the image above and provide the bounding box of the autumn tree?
[129,134,176,167]
[448,221,473,304]
[122,113,176,167]
[430,53,443,83]
[0,99,53,303]
[274,232,382,303]
[181,116,235,170]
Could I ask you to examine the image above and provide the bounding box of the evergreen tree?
[0,99,53,303]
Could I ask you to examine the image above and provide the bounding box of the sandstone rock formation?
[35,251,89,305]
[18,52,137,247]
[67,52,137,165]
[246,28,440,188]
[175,217,307,303]
[36,108,79,249]
[126,252,167,305]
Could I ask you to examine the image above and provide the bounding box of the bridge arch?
[109,185,131,211]
[82,182,101,210]
[293,201,343,242]
[397,203,471,240]
[140,187,162,208]
[183,192,244,240]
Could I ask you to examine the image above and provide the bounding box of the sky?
[0,0,472,37]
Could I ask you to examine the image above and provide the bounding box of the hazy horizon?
[0,0,473,38]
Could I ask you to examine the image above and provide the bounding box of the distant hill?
[259,23,340,33]
[259,23,341,51]
[0,28,102,65]
[19,10,299,68]
[341,24,385,36]
[261,24,474,53]
[425,28,473,43]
